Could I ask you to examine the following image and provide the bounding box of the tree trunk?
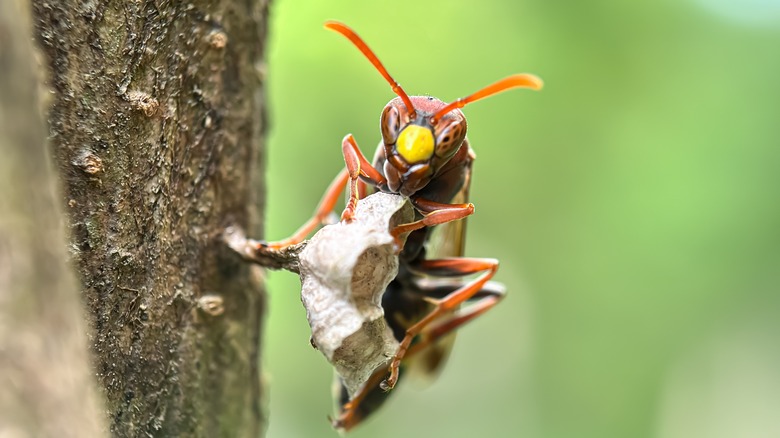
[0,1,106,436]
[28,0,269,436]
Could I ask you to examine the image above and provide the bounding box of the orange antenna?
[325,21,417,119]
[431,74,543,124]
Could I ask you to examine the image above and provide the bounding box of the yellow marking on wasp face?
[396,125,434,163]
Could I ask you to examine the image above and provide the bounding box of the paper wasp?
[264,21,542,430]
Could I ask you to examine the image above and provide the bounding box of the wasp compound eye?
[434,120,466,159]
[381,106,401,145]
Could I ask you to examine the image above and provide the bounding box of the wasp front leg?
[381,257,500,390]
[261,168,349,250]
[262,135,385,250]
[341,134,387,221]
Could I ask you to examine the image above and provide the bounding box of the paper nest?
[299,192,412,397]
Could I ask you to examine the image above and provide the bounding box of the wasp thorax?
[396,125,434,163]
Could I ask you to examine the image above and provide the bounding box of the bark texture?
[0,1,106,436]
[31,0,269,436]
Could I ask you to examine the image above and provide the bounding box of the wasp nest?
[227,192,412,396]
[300,193,412,396]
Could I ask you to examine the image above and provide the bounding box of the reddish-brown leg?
[261,168,349,250]
[263,135,385,250]
[331,365,387,431]
[341,134,387,221]
[333,277,504,430]
[406,285,504,358]
[389,197,475,248]
[381,257,499,390]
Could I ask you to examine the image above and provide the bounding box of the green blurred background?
[262,1,780,437]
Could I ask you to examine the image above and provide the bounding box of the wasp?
[264,21,542,430]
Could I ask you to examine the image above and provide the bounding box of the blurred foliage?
[262,1,780,437]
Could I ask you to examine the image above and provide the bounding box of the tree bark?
[0,2,106,436]
[28,0,269,436]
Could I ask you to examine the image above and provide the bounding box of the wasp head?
[325,20,542,197]
[379,96,468,195]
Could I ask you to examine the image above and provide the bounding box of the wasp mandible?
[263,21,542,430]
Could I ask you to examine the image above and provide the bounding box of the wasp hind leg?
[331,364,393,431]
[331,274,504,430]
[404,278,505,359]
[381,257,502,390]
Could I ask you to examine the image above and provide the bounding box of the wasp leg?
[406,280,505,358]
[341,134,387,221]
[381,257,499,390]
[332,279,504,430]
[411,277,505,300]
[261,168,349,250]
[262,134,386,250]
[389,197,475,248]
[331,364,388,431]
